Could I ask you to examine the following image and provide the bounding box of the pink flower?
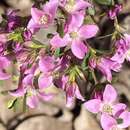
[108,4,122,20]
[38,56,61,90]
[101,112,130,130]
[26,89,54,108]
[50,13,99,59]
[60,0,91,14]
[111,34,130,63]
[97,57,121,82]
[60,75,84,107]
[27,0,58,33]
[6,9,21,32]
[84,84,126,115]
[10,63,54,108]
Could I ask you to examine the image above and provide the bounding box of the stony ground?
[0,0,130,130]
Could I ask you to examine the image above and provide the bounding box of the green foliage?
[7,98,17,109]
[94,0,112,5]
[87,7,96,16]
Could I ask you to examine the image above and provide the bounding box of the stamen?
[102,104,113,115]
[39,15,48,25]
[70,32,78,39]
[65,0,75,12]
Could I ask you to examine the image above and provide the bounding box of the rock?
[0,124,6,130]
[58,109,73,122]
[122,16,130,34]
[114,66,130,102]
[6,0,33,16]
[74,106,101,130]
[16,116,72,130]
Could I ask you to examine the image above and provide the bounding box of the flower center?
[39,15,49,25]
[70,32,78,39]
[65,0,75,12]
[102,104,113,115]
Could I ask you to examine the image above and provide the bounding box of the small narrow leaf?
[7,98,17,109]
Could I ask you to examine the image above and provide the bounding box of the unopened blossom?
[6,9,21,32]
[51,12,99,59]
[58,75,84,107]
[10,63,54,108]
[27,0,58,33]
[108,4,122,20]
[111,34,130,63]
[38,55,63,90]
[84,84,126,115]
[97,57,121,82]
[26,88,54,108]
[60,0,91,14]
[89,57,121,82]
[23,29,32,41]
[101,112,130,130]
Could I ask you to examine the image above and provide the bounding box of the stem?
[91,70,98,85]
[96,33,113,39]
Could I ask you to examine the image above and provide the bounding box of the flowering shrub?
[0,0,130,129]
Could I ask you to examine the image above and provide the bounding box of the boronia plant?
[0,0,130,129]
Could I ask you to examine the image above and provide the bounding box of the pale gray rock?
[74,106,101,130]
[16,116,72,130]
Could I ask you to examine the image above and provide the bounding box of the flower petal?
[103,84,117,103]
[23,74,34,86]
[31,8,44,23]
[75,85,84,101]
[79,25,99,39]
[66,12,84,32]
[66,95,74,107]
[27,19,40,33]
[9,86,26,97]
[113,103,127,117]
[101,114,117,130]
[0,56,10,69]
[74,0,91,11]
[0,70,11,80]
[50,34,68,48]
[84,99,101,113]
[118,111,130,128]
[39,56,55,73]
[43,0,58,19]
[26,95,39,108]
[38,74,53,90]
[38,92,54,101]
[71,40,88,59]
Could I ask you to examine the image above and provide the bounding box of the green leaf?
[0,80,4,86]
[56,20,65,38]
[31,39,47,49]
[81,53,90,70]
[23,93,27,112]
[8,32,23,42]
[7,98,17,109]
[94,0,112,5]
[117,0,123,4]
[54,48,61,57]
[84,16,95,24]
